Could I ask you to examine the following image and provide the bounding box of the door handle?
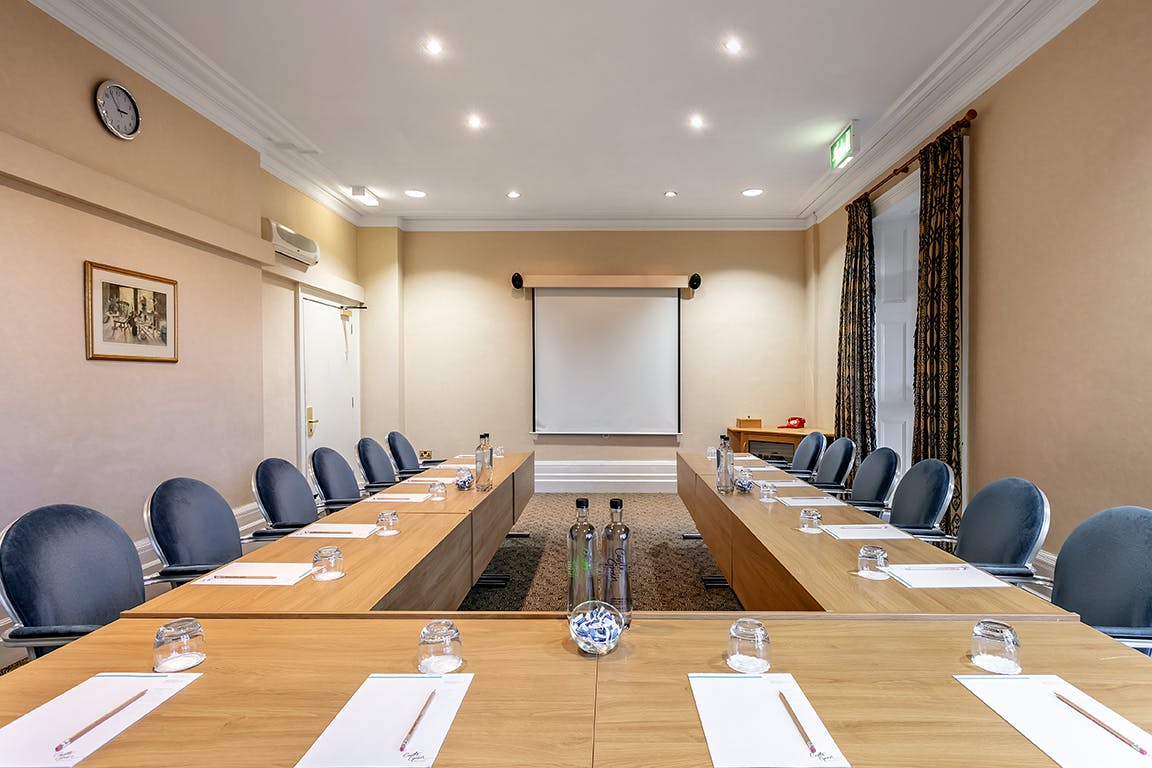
[306,406,320,437]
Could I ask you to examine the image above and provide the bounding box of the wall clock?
[94,80,141,140]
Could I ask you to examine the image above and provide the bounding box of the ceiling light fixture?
[664,190,678,198]
[350,186,379,206]
[741,188,764,197]
[404,189,427,198]
[688,113,706,131]
[507,190,521,199]
[422,37,443,56]
[723,36,743,55]
[466,113,484,130]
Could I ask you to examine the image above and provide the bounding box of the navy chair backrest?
[887,458,954,529]
[849,447,899,505]
[953,478,1049,567]
[0,504,144,629]
[311,447,361,501]
[253,458,320,526]
[387,431,421,472]
[146,478,242,567]
[812,437,856,485]
[1052,506,1152,629]
[358,437,398,485]
[790,432,826,473]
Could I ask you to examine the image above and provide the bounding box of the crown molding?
[800,0,1098,223]
[395,217,809,232]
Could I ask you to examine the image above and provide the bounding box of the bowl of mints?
[568,600,624,655]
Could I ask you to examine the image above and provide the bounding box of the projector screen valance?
[533,287,680,434]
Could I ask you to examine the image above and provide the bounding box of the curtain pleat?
[912,127,965,536]
[835,196,877,465]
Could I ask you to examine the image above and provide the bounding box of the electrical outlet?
[418,449,433,460]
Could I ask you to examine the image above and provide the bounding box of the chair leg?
[682,531,703,540]
[702,575,730,588]
[474,573,511,588]
[506,531,530,539]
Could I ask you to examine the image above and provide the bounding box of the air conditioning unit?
[261,218,321,266]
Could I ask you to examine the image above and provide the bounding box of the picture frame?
[85,261,178,362]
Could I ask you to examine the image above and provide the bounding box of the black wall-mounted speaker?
[511,272,524,289]
[688,273,702,290]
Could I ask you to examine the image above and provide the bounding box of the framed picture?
[85,261,178,362]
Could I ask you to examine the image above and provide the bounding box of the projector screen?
[533,287,680,434]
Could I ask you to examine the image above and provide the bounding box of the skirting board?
[535,460,677,493]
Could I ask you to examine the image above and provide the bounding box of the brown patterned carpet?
[460,493,742,611]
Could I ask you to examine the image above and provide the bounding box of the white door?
[873,191,919,474]
[302,297,361,473]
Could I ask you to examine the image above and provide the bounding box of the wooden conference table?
[677,452,1068,617]
[124,452,534,618]
[2,614,1150,767]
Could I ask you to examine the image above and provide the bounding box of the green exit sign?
[830,122,858,169]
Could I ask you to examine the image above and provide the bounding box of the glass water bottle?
[716,435,735,494]
[475,432,494,492]
[601,498,632,626]
[567,497,597,612]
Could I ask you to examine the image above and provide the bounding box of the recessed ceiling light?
[722,36,743,55]
[506,190,521,199]
[350,186,379,206]
[741,188,764,197]
[688,113,706,131]
[664,190,678,198]
[404,189,427,198]
[422,37,443,56]
[466,113,484,130]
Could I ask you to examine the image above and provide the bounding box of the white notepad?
[745,466,786,473]
[289,523,381,539]
[436,463,476,470]
[688,673,850,768]
[0,672,199,767]
[884,563,1011,589]
[758,478,809,485]
[295,673,473,768]
[193,562,315,586]
[401,478,452,485]
[956,675,1152,767]
[821,524,912,540]
[777,496,843,507]
[366,492,432,503]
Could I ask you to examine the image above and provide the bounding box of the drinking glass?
[455,467,474,490]
[760,482,778,503]
[418,619,464,674]
[494,445,505,458]
[375,510,400,536]
[857,544,890,580]
[152,617,206,672]
[429,481,447,501]
[706,446,717,461]
[726,618,770,673]
[971,619,1022,674]
[798,508,822,534]
[312,545,345,581]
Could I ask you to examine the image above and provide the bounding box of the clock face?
[95,80,140,140]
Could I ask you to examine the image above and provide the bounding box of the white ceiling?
[34,0,1096,226]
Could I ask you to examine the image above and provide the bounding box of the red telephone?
[777,416,806,429]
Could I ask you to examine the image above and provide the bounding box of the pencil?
[1055,692,1148,755]
[399,690,437,752]
[211,574,275,580]
[55,689,148,752]
[778,691,816,755]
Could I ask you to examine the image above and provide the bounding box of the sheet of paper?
[295,673,473,768]
[688,673,850,768]
[0,672,199,767]
[453,454,473,459]
[777,496,843,507]
[192,562,314,586]
[401,478,452,485]
[885,563,1011,589]
[366,492,432,503]
[956,675,1152,767]
[757,478,809,485]
[288,523,381,539]
[745,466,788,473]
[435,463,475,470]
[820,524,911,540]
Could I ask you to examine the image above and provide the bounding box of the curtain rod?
[847,109,978,210]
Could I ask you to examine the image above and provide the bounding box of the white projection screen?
[533,287,680,434]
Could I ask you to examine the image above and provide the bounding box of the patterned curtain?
[912,127,965,535]
[835,196,877,465]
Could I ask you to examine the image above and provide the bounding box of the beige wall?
[810,208,847,430]
[359,227,404,440]
[259,171,359,286]
[397,230,810,462]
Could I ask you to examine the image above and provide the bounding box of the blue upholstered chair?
[845,447,900,509]
[883,458,954,537]
[948,478,1050,579]
[144,477,244,585]
[387,431,447,477]
[806,437,857,491]
[778,432,826,477]
[0,504,146,657]
[252,458,321,537]
[1052,506,1152,651]
[309,447,367,512]
[357,437,400,490]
